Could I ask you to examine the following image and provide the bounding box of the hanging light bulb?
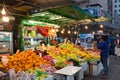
[100,24,103,28]
[74,31,77,34]
[62,29,65,31]
[28,20,34,24]
[92,31,95,34]
[85,26,88,29]
[61,30,64,34]
[68,30,71,34]
[1,8,6,15]
[2,16,9,22]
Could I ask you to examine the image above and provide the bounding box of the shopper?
[115,36,120,59]
[51,38,58,45]
[109,36,116,56]
[97,35,109,79]
[75,37,81,46]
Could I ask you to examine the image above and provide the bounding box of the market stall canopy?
[83,7,112,22]
[23,4,111,26]
[0,0,72,16]
[0,0,111,24]
[25,5,96,26]
[27,11,76,26]
[48,5,95,20]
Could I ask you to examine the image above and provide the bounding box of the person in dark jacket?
[109,37,116,56]
[75,37,81,46]
[97,35,110,79]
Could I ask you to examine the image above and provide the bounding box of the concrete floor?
[84,56,120,80]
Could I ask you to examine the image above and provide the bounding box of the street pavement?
[84,56,120,80]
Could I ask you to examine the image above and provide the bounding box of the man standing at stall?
[97,35,110,79]
[75,37,81,46]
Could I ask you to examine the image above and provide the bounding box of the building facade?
[77,0,120,30]
[112,0,120,14]
[108,0,120,29]
[89,0,108,12]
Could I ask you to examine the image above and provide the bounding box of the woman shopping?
[97,35,110,79]
[115,35,120,59]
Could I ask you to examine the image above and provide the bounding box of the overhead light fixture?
[68,30,71,34]
[2,45,6,47]
[1,8,6,15]
[92,31,95,34]
[85,25,88,29]
[28,20,35,24]
[100,24,103,28]
[2,16,9,22]
[74,31,77,34]
[61,30,64,34]
[1,2,10,22]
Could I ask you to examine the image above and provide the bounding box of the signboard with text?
[79,34,94,49]
[84,7,105,17]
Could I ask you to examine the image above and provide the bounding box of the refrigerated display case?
[19,26,47,51]
[0,31,13,55]
[23,37,47,50]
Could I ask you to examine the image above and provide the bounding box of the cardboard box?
[85,61,103,76]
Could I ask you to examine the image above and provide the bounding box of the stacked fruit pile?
[46,43,100,64]
[83,50,100,62]
[36,25,50,37]
[2,43,100,78]
[5,50,52,72]
[26,68,49,80]
[42,55,54,65]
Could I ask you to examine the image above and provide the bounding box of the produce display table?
[80,62,88,79]
[85,61,103,76]
[80,62,88,71]
[55,66,83,80]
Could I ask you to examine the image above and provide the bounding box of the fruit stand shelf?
[0,41,10,42]
[23,37,42,39]
[85,61,103,76]
[24,45,38,47]
[55,66,83,80]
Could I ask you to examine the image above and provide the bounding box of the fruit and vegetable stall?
[0,42,101,80]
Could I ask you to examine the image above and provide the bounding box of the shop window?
[114,0,117,3]
[114,5,117,8]
[114,10,117,13]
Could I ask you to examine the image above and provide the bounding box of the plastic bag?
[30,73,36,80]
[17,77,22,80]
[9,68,16,80]
[23,73,31,80]
[17,70,25,77]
